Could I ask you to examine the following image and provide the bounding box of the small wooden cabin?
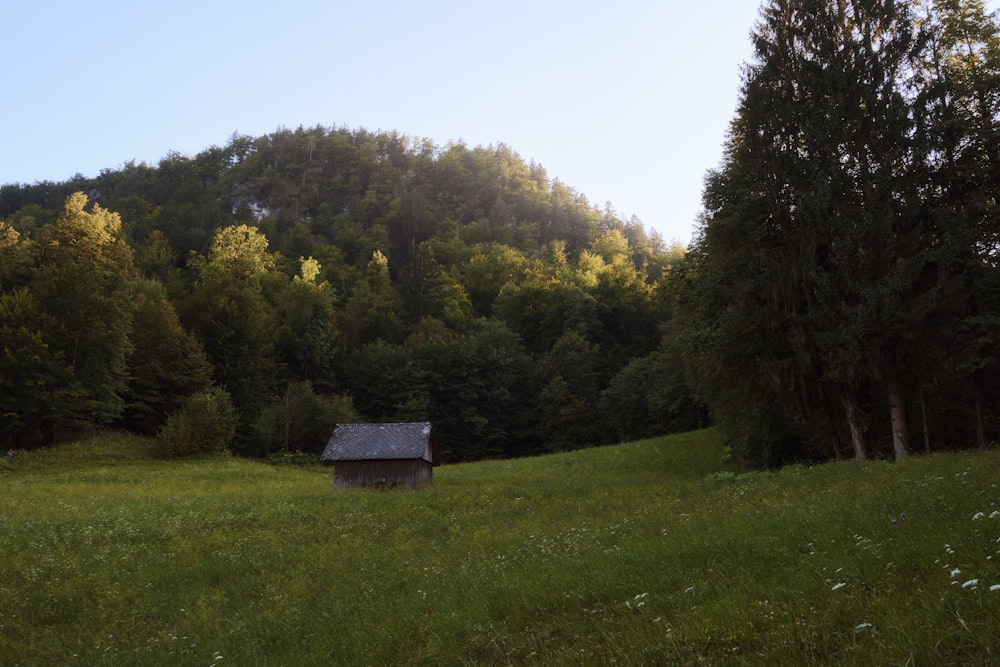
[321,422,433,489]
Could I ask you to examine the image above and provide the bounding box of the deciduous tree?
[30,193,137,431]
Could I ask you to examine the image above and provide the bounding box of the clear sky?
[3,2,764,245]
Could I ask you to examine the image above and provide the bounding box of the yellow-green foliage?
[1,429,999,665]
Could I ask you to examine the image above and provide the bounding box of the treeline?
[9,2,995,470]
[0,128,703,461]
[672,0,1000,466]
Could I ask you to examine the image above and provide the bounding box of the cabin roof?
[321,422,432,464]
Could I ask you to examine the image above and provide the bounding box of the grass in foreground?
[1,430,998,665]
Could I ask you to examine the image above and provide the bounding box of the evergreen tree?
[536,331,602,450]
[916,0,1000,448]
[682,0,941,463]
[344,250,404,345]
[122,281,213,434]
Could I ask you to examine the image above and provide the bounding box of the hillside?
[2,430,999,664]
[0,126,701,460]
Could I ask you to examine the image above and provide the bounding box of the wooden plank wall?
[334,460,432,489]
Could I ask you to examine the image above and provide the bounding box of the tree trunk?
[841,389,867,461]
[973,370,987,449]
[822,383,845,460]
[919,387,931,454]
[284,384,291,453]
[882,347,909,460]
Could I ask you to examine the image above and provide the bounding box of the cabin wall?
[333,459,432,489]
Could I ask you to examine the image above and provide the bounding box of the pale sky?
[3,2,764,244]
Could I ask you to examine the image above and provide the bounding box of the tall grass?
[1,429,998,665]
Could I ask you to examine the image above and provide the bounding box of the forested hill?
[0,126,703,461]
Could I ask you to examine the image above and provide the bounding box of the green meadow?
[1,430,999,665]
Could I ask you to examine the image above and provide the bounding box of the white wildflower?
[973,512,985,521]
[990,584,1000,592]
[831,582,847,591]
[951,568,962,578]
[855,622,873,632]
[962,579,979,589]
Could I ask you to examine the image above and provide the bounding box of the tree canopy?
[674,0,1000,466]
[5,2,999,467]
[0,127,695,458]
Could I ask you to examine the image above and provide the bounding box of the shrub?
[160,388,238,458]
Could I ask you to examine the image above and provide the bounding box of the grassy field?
[1,430,999,665]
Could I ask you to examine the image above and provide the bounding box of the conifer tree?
[916,0,1000,448]
[683,0,939,462]
[122,281,213,434]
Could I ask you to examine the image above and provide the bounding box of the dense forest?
[4,0,1000,469]
[673,0,1000,466]
[0,128,701,461]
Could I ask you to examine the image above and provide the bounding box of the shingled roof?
[321,422,433,463]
